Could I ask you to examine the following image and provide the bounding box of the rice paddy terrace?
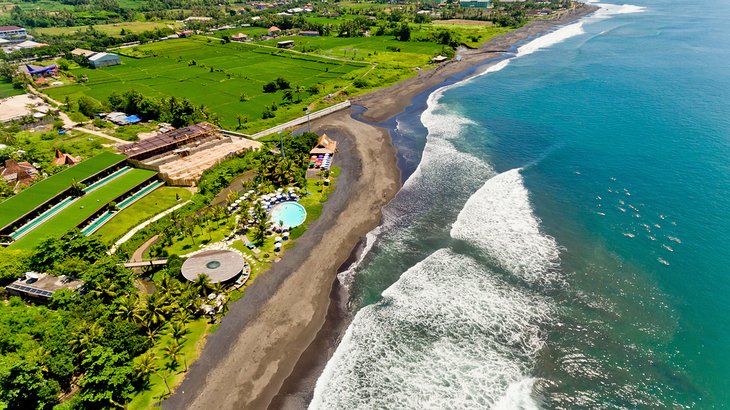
[44,37,368,130]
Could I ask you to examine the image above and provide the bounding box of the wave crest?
[450,169,562,285]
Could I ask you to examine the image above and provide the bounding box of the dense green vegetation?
[0,232,216,409]
[0,152,125,229]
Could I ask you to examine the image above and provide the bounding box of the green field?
[94,186,192,243]
[0,152,125,230]
[0,81,23,98]
[32,21,182,37]
[10,168,157,249]
[258,34,445,66]
[44,37,368,130]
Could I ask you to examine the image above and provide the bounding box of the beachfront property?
[459,0,492,8]
[0,25,27,39]
[308,134,336,180]
[118,122,262,186]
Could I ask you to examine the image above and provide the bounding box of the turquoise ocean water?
[311,1,730,408]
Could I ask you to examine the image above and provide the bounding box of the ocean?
[311,1,730,408]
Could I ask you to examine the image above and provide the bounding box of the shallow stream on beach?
[311,0,730,407]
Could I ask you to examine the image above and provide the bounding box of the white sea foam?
[591,3,647,19]
[493,378,541,410]
[337,226,381,288]
[517,21,586,57]
[310,250,551,409]
[450,169,562,285]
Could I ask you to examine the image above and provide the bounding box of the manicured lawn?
[44,37,367,131]
[0,81,23,98]
[94,187,192,243]
[127,318,210,410]
[10,168,157,249]
[0,152,126,230]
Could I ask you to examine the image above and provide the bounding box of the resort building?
[53,149,79,166]
[299,30,320,37]
[5,273,83,301]
[181,250,246,284]
[277,40,295,48]
[1,159,39,189]
[459,0,491,8]
[231,33,248,42]
[88,52,121,68]
[268,26,282,36]
[0,26,27,39]
[308,134,336,175]
[119,122,262,186]
[310,133,337,156]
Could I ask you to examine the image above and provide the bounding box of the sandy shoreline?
[163,5,597,410]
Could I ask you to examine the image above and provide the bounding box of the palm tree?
[193,274,212,297]
[282,89,294,103]
[134,353,158,388]
[69,323,103,358]
[115,294,144,324]
[183,219,196,245]
[169,320,189,342]
[295,85,305,102]
[236,114,247,130]
[163,340,183,370]
[144,293,169,330]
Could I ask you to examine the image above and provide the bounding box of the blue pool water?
[271,202,307,228]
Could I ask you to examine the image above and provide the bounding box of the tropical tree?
[163,340,183,370]
[133,353,158,388]
[295,85,305,102]
[169,320,188,342]
[282,89,294,103]
[69,322,103,358]
[193,274,213,297]
[143,293,169,330]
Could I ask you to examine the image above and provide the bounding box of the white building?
[0,26,27,39]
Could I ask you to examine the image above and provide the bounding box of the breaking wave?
[451,169,562,285]
[310,250,552,409]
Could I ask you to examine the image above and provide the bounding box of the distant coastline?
[163,4,599,409]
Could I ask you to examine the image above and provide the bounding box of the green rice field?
[44,37,368,130]
[9,168,157,249]
[32,21,182,37]
[0,152,125,230]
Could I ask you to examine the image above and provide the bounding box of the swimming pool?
[270,202,307,228]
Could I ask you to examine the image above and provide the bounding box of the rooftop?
[118,122,218,158]
[181,250,245,283]
[5,272,83,299]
